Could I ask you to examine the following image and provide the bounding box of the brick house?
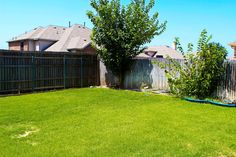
[8,24,96,55]
[229,42,236,59]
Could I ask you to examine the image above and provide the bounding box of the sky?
[0,0,235,57]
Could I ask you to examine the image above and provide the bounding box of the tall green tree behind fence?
[87,0,166,88]
[0,50,99,94]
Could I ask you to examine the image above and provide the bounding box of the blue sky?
[0,0,235,57]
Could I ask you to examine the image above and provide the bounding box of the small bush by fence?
[0,50,99,94]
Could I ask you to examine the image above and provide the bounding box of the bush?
[160,30,227,99]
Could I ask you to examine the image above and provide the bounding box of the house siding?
[9,41,29,51]
[9,42,20,51]
[9,40,55,52]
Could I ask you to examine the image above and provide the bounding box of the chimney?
[172,42,177,50]
[69,21,71,28]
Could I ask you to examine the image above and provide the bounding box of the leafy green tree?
[160,30,227,99]
[87,0,166,88]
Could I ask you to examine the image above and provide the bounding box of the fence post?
[63,55,66,89]
[17,53,21,94]
[31,56,35,92]
[80,57,83,88]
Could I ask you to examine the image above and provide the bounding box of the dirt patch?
[17,127,39,138]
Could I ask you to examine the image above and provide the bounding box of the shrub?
[160,30,227,99]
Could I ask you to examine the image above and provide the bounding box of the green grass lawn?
[1,88,236,157]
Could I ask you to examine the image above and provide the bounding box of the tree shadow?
[104,69,119,88]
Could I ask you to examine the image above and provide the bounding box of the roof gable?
[46,24,92,52]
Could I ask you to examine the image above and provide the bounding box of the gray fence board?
[215,61,236,101]
[101,58,236,101]
[100,58,178,90]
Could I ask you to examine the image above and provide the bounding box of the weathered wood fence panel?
[0,50,99,94]
[100,58,236,101]
[100,58,184,90]
[215,61,236,101]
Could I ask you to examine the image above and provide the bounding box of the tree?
[160,30,227,99]
[87,0,166,88]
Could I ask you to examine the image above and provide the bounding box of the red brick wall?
[9,42,20,51]
[9,41,29,51]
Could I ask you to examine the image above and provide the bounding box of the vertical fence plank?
[80,58,83,88]
[0,50,99,95]
[63,55,66,89]
[31,55,35,91]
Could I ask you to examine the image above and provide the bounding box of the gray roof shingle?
[46,24,92,52]
[9,25,66,42]
[136,46,184,59]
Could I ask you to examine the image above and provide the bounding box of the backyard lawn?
[1,88,236,157]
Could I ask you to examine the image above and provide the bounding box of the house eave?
[67,42,92,51]
[8,38,58,43]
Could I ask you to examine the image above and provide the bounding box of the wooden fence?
[2,50,236,100]
[0,50,99,94]
[215,61,236,101]
[100,58,181,90]
[100,58,236,101]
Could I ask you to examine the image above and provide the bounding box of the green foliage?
[161,30,227,99]
[87,0,166,87]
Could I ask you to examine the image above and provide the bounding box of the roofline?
[8,25,67,43]
[7,24,91,43]
[72,23,92,30]
[67,42,92,51]
[8,38,58,43]
[47,25,67,28]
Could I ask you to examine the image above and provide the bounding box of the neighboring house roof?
[136,52,150,58]
[46,24,92,52]
[8,25,66,42]
[136,46,184,59]
[229,42,236,47]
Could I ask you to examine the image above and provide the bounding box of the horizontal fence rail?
[0,50,99,94]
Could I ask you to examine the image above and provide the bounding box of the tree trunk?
[118,71,125,89]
